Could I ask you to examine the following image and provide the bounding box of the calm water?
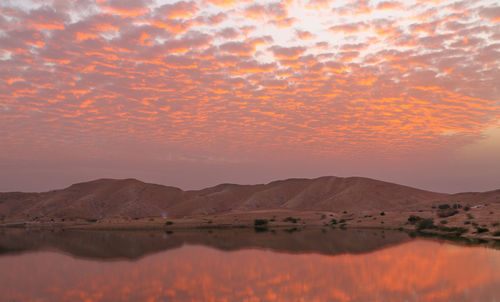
[1,228,500,302]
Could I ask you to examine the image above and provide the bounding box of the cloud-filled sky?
[0,0,499,192]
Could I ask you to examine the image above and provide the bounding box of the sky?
[0,0,499,193]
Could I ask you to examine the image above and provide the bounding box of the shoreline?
[2,204,500,241]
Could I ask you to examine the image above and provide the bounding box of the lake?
[1,228,499,301]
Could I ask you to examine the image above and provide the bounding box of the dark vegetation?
[254,219,268,226]
[254,219,269,232]
[476,227,489,233]
[283,217,299,223]
[408,215,422,224]
[416,218,437,231]
[437,208,459,218]
[439,226,468,235]
[165,221,174,226]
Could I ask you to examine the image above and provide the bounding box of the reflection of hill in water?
[0,228,412,260]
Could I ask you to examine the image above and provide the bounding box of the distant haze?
[1,0,499,193]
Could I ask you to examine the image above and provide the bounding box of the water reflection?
[0,229,499,301]
[0,228,411,260]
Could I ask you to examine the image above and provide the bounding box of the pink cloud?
[269,45,306,59]
[1,0,500,192]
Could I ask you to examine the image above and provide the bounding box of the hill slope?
[0,176,498,221]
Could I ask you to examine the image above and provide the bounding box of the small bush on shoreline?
[283,217,299,223]
[254,219,268,226]
[416,218,436,231]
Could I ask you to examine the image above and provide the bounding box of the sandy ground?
[3,204,500,240]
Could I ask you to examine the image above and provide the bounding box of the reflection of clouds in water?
[0,239,499,301]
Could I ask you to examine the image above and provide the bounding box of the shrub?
[440,220,448,224]
[283,217,298,223]
[416,218,436,231]
[492,222,499,227]
[475,227,489,233]
[408,215,422,224]
[464,205,471,211]
[380,212,385,216]
[339,219,346,223]
[467,214,474,219]
[343,211,347,214]
[438,204,451,209]
[437,209,459,218]
[440,226,468,234]
[320,214,326,220]
[452,204,462,209]
[464,221,471,225]
[165,221,174,225]
[87,219,97,223]
[493,231,500,236]
[254,219,268,226]
[330,219,337,225]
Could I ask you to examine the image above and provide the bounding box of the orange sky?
[1,240,500,301]
[0,0,499,192]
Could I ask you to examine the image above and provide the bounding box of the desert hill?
[0,176,498,221]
